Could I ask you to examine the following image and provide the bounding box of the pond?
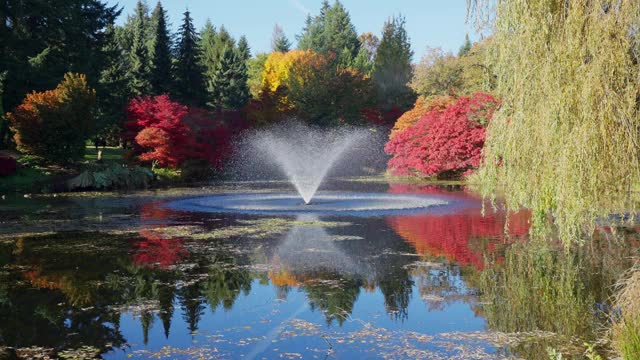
[0,179,638,359]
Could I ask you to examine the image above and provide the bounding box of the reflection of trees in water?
[410,264,476,312]
[0,234,127,352]
[478,235,639,358]
[201,253,252,311]
[387,210,530,270]
[387,183,530,269]
[0,209,439,353]
[266,216,417,323]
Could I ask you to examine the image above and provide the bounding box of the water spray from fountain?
[169,122,448,216]
[254,125,369,204]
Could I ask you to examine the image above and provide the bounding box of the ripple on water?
[166,192,449,216]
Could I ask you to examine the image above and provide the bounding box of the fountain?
[254,125,367,204]
[168,122,448,216]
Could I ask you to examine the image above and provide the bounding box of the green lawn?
[84,146,124,162]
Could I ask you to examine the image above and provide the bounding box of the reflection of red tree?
[131,202,189,269]
[387,184,530,269]
[132,232,188,269]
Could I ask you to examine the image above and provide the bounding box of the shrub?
[385,93,499,179]
[7,73,96,164]
[66,163,153,191]
[0,155,17,176]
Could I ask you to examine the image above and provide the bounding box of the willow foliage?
[469,0,640,244]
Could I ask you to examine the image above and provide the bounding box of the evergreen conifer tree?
[149,1,173,95]
[174,10,205,104]
[237,35,251,61]
[97,24,130,138]
[128,0,152,95]
[207,45,249,111]
[458,34,472,57]
[296,0,358,65]
[373,15,415,111]
[271,24,292,52]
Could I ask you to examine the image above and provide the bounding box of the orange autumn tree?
[7,73,96,163]
[389,95,455,139]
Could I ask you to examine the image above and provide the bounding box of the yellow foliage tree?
[261,50,316,93]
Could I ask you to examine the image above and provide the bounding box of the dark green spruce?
[207,45,249,111]
[372,15,415,111]
[174,10,205,104]
[149,1,173,95]
[128,1,152,96]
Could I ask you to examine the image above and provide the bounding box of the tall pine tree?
[207,45,249,111]
[373,15,415,111]
[297,1,329,52]
[199,20,218,84]
[174,10,205,104]
[297,0,358,65]
[128,1,152,96]
[149,1,173,95]
[237,35,251,61]
[323,0,359,64]
[97,23,130,140]
[271,24,291,52]
[458,34,472,57]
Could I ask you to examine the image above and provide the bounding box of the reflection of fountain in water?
[271,215,363,279]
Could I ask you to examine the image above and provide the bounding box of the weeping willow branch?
[468,0,640,244]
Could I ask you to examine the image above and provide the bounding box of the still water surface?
[0,180,637,359]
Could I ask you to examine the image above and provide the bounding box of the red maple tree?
[385,93,499,178]
[125,95,231,169]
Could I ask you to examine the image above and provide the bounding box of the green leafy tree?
[174,10,205,104]
[352,32,379,75]
[207,46,250,110]
[411,43,490,98]
[247,53,269,98]
[373,15,415,111]
[287,52,374,126]
[271,24,292,52]
[149,1,173,95]
[129,1,152,95]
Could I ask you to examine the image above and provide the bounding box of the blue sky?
[109,0,482,61]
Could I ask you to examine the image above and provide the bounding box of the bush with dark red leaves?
[0,156,17,176]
